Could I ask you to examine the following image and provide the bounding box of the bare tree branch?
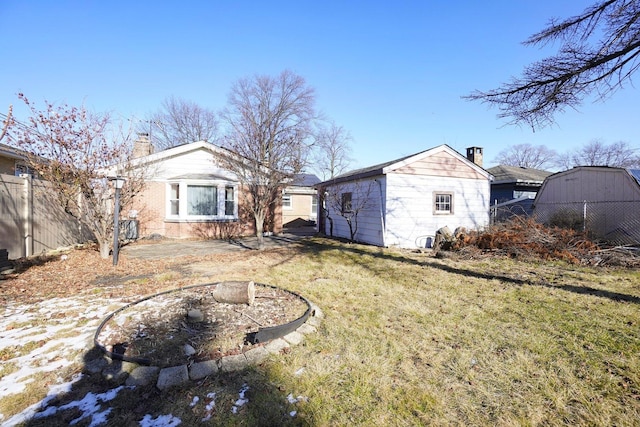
[557,139,640,168]
[141,96,220,150]
[312,120,353,180]
[466,0,640,129]
[494,143,557,169]
[220,70,316,248]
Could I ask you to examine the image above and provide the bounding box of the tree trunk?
[254,211,265,250]
[212,281,255,305]
[99,241,111,259]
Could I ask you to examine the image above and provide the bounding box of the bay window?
[167,182,237,220]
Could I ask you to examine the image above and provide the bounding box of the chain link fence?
[532,200,640,246]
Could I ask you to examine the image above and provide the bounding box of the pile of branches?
[437,217,640,267]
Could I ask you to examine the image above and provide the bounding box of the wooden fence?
[0,174,94,260]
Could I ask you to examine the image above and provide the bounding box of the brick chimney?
[466,146,483,167]
[133,133,154,158]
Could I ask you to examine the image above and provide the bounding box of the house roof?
[629,169,640,185]
[317,144,488,186]
[291,173,321,187]
[0,143,29,160]
[130,140,234,166]
[487,165,553,185]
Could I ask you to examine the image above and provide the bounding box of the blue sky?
[1,1,637,170]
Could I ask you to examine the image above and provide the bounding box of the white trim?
[165,180,238,221]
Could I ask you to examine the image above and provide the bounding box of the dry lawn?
[1,237,639,426]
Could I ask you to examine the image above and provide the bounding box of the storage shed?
[533,166,640,244]
[317,144,491,249]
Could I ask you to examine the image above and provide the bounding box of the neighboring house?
[487,165,553,220]
[282,173,320,229]
[0,143,32,176]
[533,166,640,245]
[317,144,491,249]
[126,140,282,240]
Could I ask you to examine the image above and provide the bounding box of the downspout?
[374,179,386,247]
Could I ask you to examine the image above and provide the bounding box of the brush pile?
[434,217,640,267]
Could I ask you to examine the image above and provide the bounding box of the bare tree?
[494,143,557,169]
[9,94,146,259]
[220,70,316,249]
[556,139,640,169]
[324,181,375,242]
[313,120,353,180]
[467,0,640,129]
[141,96,220,150]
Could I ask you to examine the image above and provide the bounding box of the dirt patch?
[95,283,309,367]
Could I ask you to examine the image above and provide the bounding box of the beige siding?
[0,174,92,259]
[0,157,15,175]
[536,168,640,203]
[282,193,317,226]
[393,151,485,179]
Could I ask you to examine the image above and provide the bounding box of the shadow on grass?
[301,237,640,305]
[19,349,309,426]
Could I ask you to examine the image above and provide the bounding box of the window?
[15,163,29,176]
[434,193,453,214]
[167,182,237,220]
[169,184,180,215]
[341,192,352,213]
[187,185,217,216]
[225,186,235,216]
[282,193,292,209]
[311,195,318,215]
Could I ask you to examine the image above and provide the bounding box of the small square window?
[434,193,453,214]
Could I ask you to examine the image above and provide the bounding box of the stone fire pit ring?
[90,282,322,389]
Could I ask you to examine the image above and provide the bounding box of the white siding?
[384,173,490,248]
[322,177,385,246]
[149,148,236,181]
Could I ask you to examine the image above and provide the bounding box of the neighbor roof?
[487,165,553,185]
[291,173,321,187]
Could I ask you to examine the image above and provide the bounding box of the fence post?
[22,174,33,257]
[583,200,587,232]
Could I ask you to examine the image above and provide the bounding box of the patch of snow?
[189,396,199,407]
[201,392,217,422]
[139,414,182,427]
[231,384,249,414]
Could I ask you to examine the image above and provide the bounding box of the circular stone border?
[91,283,323,390]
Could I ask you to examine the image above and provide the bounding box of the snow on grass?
[231,384,249,414]
[0,296,125,396]
[139,413,182,426]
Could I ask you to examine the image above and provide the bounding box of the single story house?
[317,144,491,249]
[487,165,553,221]
[0,143,32,176]
[282,173,320,229]
[125,139,282,240]
[533,166,640,245]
